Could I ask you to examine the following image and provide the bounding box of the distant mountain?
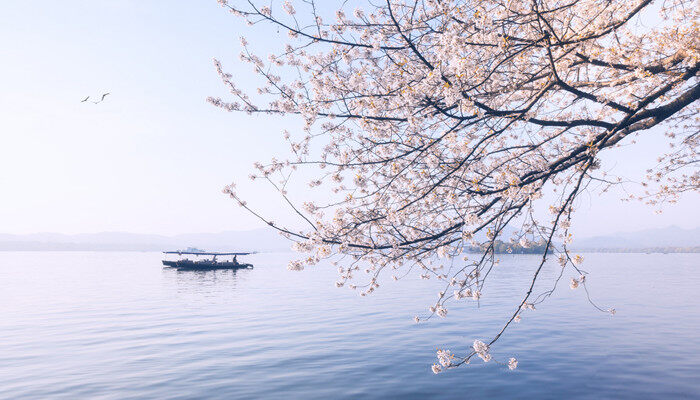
[573,226,700,250]
[0,228,292,252]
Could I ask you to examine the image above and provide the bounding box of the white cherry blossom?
[212,0,698,372]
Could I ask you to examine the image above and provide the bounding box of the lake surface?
[1,251,698,399]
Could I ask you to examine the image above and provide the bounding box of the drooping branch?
[212,0,699,372]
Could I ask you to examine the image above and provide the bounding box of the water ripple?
[0,251,698,399]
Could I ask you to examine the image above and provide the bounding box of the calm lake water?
[1,251,698,399]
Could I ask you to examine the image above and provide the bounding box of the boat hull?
[162,259,253,270]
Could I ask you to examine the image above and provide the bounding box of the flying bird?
[92,92,110,104]
[82,92,110,104]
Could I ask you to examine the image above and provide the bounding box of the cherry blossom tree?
[209,0,699,371]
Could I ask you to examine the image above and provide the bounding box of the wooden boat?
[162,251,254,270]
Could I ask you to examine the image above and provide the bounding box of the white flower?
[508,357,518,370]
[436,306,448,318]
[473,339,488,354]
[287,260,304,271]
[282,1,295,15]
[437,349,453,367]
[431,364,442,374]
[569,278,579,289]
[558,254,567,266]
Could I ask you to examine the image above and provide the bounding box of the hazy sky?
[1,1,698,238]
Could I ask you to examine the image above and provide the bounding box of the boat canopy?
[163,251,254,255]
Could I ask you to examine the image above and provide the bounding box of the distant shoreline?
[1,244,698,254]
[0,242,289,253]
[470,240,700,255]
[567,247,700,254]
[2,226,697,254]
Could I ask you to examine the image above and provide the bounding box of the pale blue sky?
[0,1,697,237]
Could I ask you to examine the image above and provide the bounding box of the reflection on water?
[163,265,256,302]
[169,267,247,285]
[0,251,698,399]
